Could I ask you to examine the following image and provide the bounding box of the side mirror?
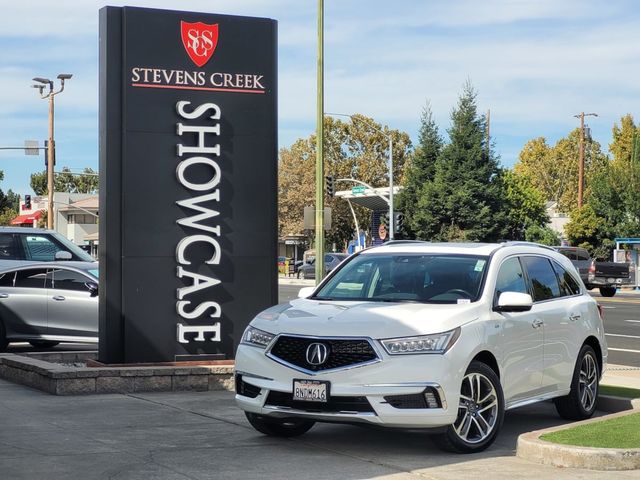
[55,251,72,261]
[495,292,533,312]
[297,286,315,298]
[85,282,99,297]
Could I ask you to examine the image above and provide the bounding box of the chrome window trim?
[265,333,382,376]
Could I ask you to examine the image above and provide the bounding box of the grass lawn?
[540,412,640,448]
[599,385,640,399]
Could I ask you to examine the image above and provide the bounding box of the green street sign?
[351,185,366,195]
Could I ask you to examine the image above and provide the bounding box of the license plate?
[292,379,329,402]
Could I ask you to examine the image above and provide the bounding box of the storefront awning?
[11,210,43,225]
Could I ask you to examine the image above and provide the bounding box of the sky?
[0,0,639,196]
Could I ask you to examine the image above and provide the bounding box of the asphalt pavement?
[2,377,638,480]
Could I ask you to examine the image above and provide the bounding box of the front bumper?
[234,343,463,428]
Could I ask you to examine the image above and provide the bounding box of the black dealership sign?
[99,7,277,363]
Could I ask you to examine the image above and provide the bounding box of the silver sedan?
[0,262,98,350]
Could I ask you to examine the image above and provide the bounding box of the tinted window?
[0,233,19,260]
[575,249,591,261]
[522,256,561,302]
[14,269,48,289]
[552,261,581,296]
[50,269,93,292]
[22,235,62,261]
[495,257,528,298]
[556,249,576,261]
[0,271,15,287]
[315,254,488,304]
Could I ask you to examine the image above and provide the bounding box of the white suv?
[235,242,607,453]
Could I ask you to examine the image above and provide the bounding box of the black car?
[297,253,348,279]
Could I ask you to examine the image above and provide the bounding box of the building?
[12,194,98,252]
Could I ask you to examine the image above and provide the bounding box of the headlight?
[380,328,460,355]
[241,326,275,349]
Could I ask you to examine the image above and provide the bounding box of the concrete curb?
[516,408,640,470]
[278,277,316,286]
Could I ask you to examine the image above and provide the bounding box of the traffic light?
[24,195,31,210]
[394,212,404,233]
[325,175,335,197]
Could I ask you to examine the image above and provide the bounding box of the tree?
[397,102,443,237]
[514,130,608,213]
[30,167,99,195]
[524,225,560,246]
[564,204,612,260]
[278,116,412,250]
[411,82,505,241]
[501,170,549,240]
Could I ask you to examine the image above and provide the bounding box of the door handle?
[532,319,544,329]
[569,314,581,322]
[52,295,66,301]
[0,293,8,298]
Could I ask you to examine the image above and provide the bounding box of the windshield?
[314,253,489,304]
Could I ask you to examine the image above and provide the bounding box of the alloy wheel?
[579,353,598,412]
[454,372,499,444]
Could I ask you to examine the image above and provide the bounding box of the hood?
[249,298,484,339]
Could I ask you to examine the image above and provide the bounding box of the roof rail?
[500,241,555,251]
[384,240,431,245]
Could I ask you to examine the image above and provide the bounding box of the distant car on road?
[0,227,95,269]
[296,253,348,279]
[0,262,98,351]
[552,246,631,297]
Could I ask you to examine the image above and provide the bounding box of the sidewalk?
[603,363,640,390]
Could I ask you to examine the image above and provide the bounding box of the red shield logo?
[181,21,219,67]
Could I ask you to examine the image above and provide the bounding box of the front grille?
[269,336,378,372]
[265,390,375,413]
[235,375,261,398]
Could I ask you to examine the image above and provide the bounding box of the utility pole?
[574,112,598,208]
[315,0,325,283]
[32,74,73,230]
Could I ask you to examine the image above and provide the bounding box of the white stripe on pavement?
[608,347,640,354]
[625,320,640,323]
[606,333,640,339]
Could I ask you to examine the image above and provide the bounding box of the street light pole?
[315,0,325,283]
[32,73,72,230]
[574,111,597,209]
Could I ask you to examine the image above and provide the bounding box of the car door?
[492,256,544,403]
[521,255,572,394]
[46,268,98,338]
[0,268,48,338]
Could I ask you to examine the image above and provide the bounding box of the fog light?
[424,390,439,408]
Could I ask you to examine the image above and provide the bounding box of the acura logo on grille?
[306,343,329,365]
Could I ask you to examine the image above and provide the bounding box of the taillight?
[589,262,596,274]
[597,303,604,320]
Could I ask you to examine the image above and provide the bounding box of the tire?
[0,320,8,352]
[599,287,616,297]
[29,340,60,349]
[245,412,315,437]
[554,344,599,420]
[436,361,505,453]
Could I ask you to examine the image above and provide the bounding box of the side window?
[14,269,48,289]
[51,269,93,292]
[0,233,20,259]
[552,262,581,296]
[0,271,16,287]
[22,235,62,261]
[495,257,528,299]
[522,256,561,302]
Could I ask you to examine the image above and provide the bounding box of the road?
[590,290,640,367]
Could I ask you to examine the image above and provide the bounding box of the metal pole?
[388,136,394,241]
[346,199,361,251]
[314,0,325,284]
[578,112,584,209]
[47,94,55,230]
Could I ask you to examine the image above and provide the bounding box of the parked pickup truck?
[552,246,631,297]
